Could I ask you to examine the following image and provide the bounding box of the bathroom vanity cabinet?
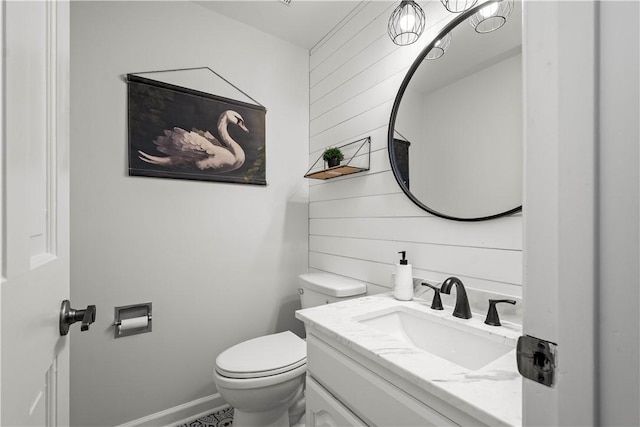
[305,332,483,427]
[306,375,366,427]
[297,294,522,427]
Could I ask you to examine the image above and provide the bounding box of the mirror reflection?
[390,2,522,220]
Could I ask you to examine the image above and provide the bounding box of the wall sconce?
[440,0,478,13]
[469,0,514,33]
[388,1,426,46]
[425,32,452,60]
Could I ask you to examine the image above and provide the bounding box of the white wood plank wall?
[308,0,523,297]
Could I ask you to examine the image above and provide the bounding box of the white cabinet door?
[1,1,71,425]
[306,377,366,427]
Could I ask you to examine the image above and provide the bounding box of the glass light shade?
[425,32,452,60]
[469,0,514,33]
[388,1,427,46]
[440,0,478,13]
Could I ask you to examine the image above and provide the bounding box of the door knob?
[60,300,96,336]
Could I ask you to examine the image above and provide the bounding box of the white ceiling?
[197,0,523,91]
[196,0,362,50]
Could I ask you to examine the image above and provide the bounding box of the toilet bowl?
[214,331,306,426]
[213,273,367,426]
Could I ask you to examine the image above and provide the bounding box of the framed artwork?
[127,74,266,185]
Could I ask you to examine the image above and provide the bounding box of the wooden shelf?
[304,165,368,180]
[304,136,370,181]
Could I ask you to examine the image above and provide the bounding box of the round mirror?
[388,1,522,221]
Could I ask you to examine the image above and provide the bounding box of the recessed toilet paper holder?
[113,302,152,338]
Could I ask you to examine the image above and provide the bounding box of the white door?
[522,1,598,424]
[1,1,71,425]
[522,1,639,425]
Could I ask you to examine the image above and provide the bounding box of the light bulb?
[425,32,451,60]
[470,0,513,33]
[480,2,499,18]
[388,0,426,46]
[399,11,416,32]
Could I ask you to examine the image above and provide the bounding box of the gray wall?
[307,2,523,297]
[70,2,309,426]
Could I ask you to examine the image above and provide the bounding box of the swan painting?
[128,76,266,185]
[138,110,248,173]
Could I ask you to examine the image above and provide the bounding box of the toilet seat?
[215,331,306,379]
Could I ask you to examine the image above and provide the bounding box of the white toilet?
[213,273,367,427]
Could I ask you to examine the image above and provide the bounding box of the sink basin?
[356,307,515,370]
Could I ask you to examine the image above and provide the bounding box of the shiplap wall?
[308,0,523,297]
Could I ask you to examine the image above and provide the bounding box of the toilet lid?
[299,273,367,297]
[215,331,306,379]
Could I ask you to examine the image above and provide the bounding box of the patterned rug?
[176,407,234,427]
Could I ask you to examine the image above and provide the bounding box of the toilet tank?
[298,273,367,309]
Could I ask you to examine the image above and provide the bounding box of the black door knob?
[60,300,97,336]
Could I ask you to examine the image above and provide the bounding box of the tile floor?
[176,406,305,427]
[176,407,234,427]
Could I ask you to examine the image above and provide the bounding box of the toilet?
[213,273,367,427]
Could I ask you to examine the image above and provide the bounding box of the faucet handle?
[484,299,516,326]
[421,283,443,310]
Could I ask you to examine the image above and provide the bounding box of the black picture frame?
[127,74,267,185]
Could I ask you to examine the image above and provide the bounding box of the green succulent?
[322,147,344,161]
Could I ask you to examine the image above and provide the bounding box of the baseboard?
[116,393,227,427]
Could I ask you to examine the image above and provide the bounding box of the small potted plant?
[322,147,344,168]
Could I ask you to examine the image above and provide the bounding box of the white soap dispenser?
[394,251,413,301]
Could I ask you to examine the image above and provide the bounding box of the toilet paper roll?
[119,316,148,331]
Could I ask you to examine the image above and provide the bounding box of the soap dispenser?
[394,251,413,301]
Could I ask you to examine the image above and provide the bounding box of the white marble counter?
[296,293,522,426]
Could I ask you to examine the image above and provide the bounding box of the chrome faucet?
[440,277,472,319]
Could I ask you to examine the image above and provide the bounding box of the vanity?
[296,294,522,426]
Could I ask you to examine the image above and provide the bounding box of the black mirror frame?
[387,0,522,222]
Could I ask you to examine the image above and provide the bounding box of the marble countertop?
[296,293,522,426]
